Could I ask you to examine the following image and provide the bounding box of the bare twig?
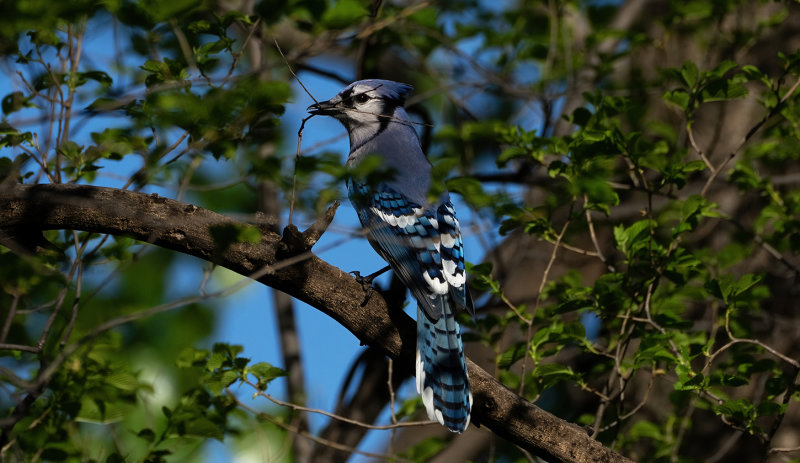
[0,293,20,344]
[271,37,318,104]
[288,115,314,225]
[230,391,417,462]
[355,1,432,39]
[701,76,800,196]
[519,216,571,394]
[244,380,434,431]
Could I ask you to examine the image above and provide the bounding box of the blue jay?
[308,79,473,433]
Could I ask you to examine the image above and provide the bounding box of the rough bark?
[0,183,634,463]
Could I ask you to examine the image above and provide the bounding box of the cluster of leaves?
[452,7,800,459]
[0,0,302,460]
[2,0,800,462]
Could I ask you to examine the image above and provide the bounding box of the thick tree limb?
[0,183,633,463]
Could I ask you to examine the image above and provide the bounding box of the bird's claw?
[350,270,376,303]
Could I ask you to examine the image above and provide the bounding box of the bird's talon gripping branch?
[349,265,391,301]
[349,270,376,302]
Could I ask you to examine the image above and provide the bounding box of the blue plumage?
[309,80,473,433]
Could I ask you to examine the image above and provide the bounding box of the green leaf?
[680,61,699,88]
[41,448,68,461]
[206,352,225,370]
[466,261,493,277]
[106,372,140,391]
[663,89,690,110]
[757,401,785,417]
[176,347,208,368]
[497,342,527,369]
[321,0,368,28]
[137,428,156,442]
[2,91,35,114]
[400,436,447,462]
[184,417,224,440]
[76,397,126,424]
[613,220,651,257]
[80,70,113,86]
[57,140,83,160]
[445,177,493,208]
[248,362,287,390]
[208,223,262,251]
[627,420,663,440]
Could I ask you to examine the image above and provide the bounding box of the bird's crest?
[341,79,413,105]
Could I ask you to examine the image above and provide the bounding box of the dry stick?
[270,36,319,226]
[387,358,397,424]
[596,368,657,433]
[584,194,614,271]
[59,233,84,347]
[288,115,314,225]
[230,392,415,463]
[700,75,800,197]
[245,382,434,431]
[763,368,800,459]
[170,18,197,73]
[518,217,571,395]
[271,37,318,104]
[355,0,432,39]
[386,357,397,457]
[768,445,800,455]
[220,17,261,87]
[0,293,19,344]
[36,236,90,350]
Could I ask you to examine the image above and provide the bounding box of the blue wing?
[347,182,471,320]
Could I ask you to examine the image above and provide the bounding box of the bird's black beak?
[307,100,339,116]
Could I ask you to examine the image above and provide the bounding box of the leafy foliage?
[1,0,800,462]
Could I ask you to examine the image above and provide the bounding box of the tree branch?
[0,183,633,463]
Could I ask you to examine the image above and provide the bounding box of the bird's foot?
[350,266,391,304]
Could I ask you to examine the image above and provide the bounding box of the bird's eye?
[355,93,370,104]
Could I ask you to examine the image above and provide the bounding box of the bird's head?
[307,79,413,130]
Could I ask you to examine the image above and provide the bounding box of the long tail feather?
[415,304,472,433]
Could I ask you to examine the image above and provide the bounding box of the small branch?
[701,75,800,197]
[0,343,40,353]
[230,391,415,463]
[245,382,434,431]
[584,196,615,271]
[768,445,800,455]
[288,115,315,225]
[520,216,571,393]
[356,1,433,39]
[0,293,20,344]
[686,123,714,170]
[301,201,341,248]
[220,17,261,87]
[170,19,198,73]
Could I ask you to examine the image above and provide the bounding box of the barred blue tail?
[415,304,472,433]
